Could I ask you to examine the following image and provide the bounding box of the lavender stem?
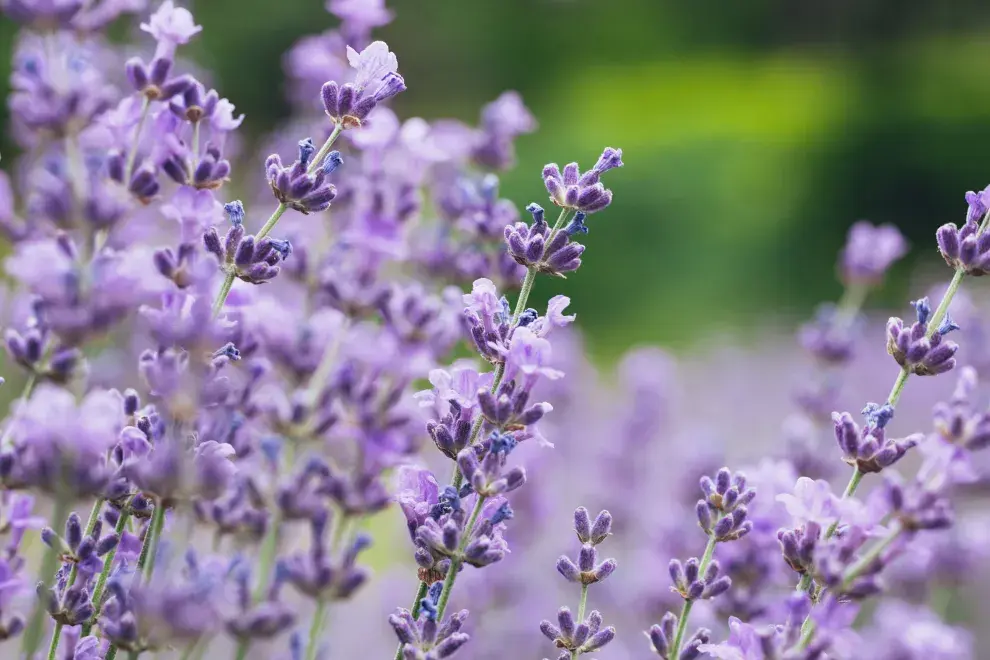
[304,599,327,660]
[668,532,718,659]
[212,124,344,319]
[81,506,131,636]
[449,208,572,492]
[434,495,487,621]
[22,490,70,657]
[393,582,430,660]
[123,96,151,184]
[46,498,104,659]
[570,584,590,660]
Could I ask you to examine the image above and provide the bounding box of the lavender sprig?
[540,507,617,659]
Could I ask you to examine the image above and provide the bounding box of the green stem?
[123,95,152,184]
[434,496,487,622]
[210,125,344,321]
[81,507,131,636]
[570,584,590,659]
[22,493,71,657]
[190,120,201,177]
[254,202,289,241]
[393,581,430,660]
[449,209,571,489]
[105,647,119,660]
[304,599,328,660]
[140,502,166,582]
[669,533,718,659]
[839,525,902,590]
[211,273,237,319]
[46,498,103,659]
[0,372,38,450]
[252,513,282,602]
[233,640,249,660]
[308,124,344,177]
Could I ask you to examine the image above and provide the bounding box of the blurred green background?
[3,0,990,361]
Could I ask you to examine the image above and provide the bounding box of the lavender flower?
[542,148,623,214]
[203,201,293,284]
[839,221,907,286]
[886,297,959,376]
[321,41,406,128]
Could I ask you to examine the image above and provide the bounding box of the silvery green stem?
[123,96,151,183]
[81,506,131,636]
[570,584,590,659]
[434,495,487,622]
[46,498,103,658]
[668,532,718,659]
[449,208,572,492]
[22,492,70,657]
[304,599,328,660]
[212,125,344,320]
[393,582,430,660]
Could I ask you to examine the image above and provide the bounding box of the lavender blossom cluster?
[0,1,989,660]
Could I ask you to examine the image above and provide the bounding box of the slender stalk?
[22,492,71,657]
[434,495,487,622]
[252,513,282,602]
[304,599,328,660]
[254,202,289,242]
[190,120,201,177]
[449,208,572,491]
[81,507,131,636]
[393,581,430,660]
[105,647,119,660]
[46,498,104,658]
[140,501,166,582]
[669,533,718,659]
[210,125,344,320]
[0,372,38,450]
[123,96,152,183]
[569,584,591,659]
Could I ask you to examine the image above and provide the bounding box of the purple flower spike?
[542,147,622,214]
[831,410,921,474]
[540,607,615,657]
[203,201,292,284]
[932,367,990,452]
[389,602,470,660]
[669,557,731,601]
[886,298,959,376]
[936,218,990,275]
[321,41,406,129]
[697,467,756,541]
[264,139,340,214]
[839,221,907,286]
[504,203,587,276]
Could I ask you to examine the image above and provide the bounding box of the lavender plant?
[2,1,990,660]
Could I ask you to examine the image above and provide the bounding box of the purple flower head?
[101,551,226,651]
[0,0,84,28]
[124,434,236,507]
[542,147,623,214]
[501,327,564,394]
[327,0,393,36]
[456,447,526,500]
[964,184,990,225]
[395,466,441,539]
[936,219,990,276]
[418,365,491,460]
[886,298,959,376]
[140,0,202,61]
[0,385,123,497]
[472,91,537,170]
[389,605,470,659]
[831,409,920,474]
[279,511,372,601]
[864,600,973,660]
[321,41,406,129]
[462,278,513,363]
[124,55,195,101]
[798,303,860,364]
[647,611,711,659]
[504,203,587,276]
[10,33,116,142]
[839,221,907,286]
[540,607,615,657]
[265,139,340,214]
[881,473,954,532]
[203,201,293,284]
[697,467,756,542]
[777,477,865,530]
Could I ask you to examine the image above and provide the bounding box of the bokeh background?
[6,0,990,360]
